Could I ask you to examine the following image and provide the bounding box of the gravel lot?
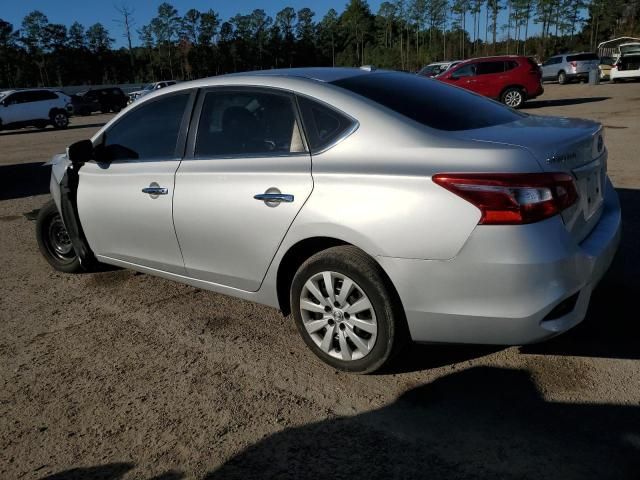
[1,83,639,479]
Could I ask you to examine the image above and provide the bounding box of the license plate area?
[578,168,604,220]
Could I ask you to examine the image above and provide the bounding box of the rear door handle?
[142,186,168,195]
[254,193,294,203]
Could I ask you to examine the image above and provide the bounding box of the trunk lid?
[451,114,606,243]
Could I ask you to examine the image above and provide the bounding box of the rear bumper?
[378,178,621,345]
[529,85,544,99]
[611,69,640,80]
[567,72,590,80]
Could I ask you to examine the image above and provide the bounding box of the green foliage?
[0,1,638,88]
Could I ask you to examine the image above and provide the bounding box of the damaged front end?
[45,154,97,269]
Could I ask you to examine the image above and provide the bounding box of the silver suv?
[541,52,600,84]
[36,69,620,373]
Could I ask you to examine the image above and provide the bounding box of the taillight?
[432,173,578,225]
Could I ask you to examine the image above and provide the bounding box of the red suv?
[436,56,543,108]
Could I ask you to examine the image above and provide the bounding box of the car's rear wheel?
[50,111,69,129]
[558,71,567,84]
[290,246,406,374]
[501,87,525,108]
[36,200,83,273]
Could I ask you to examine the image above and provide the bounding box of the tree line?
[0,0,638,88]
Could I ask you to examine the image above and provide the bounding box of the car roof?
[556,52,596,56]
[1,88,57,94]
[227,67,380,83]
[456,55,525,63]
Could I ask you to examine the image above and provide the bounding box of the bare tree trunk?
[506,1,512,54]
[523,1,530,55]
[484,1,489,55]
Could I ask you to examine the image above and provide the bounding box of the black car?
[71,87,128,115]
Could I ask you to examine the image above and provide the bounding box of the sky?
[2,0,546,49]
[2,0,378,48]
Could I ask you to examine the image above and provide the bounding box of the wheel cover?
[54,113,68,127]
[47,215,74,260]
[299,271,377,361]
[504,90,522,107]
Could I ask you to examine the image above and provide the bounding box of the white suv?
[0,89,72,131]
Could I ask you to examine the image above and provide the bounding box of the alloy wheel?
[504,90,523,108]
[54,113,68,128]
[299,271,377,361]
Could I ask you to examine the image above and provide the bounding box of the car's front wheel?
[50,110,69,129]
[290,246,406,374]
[501,87,525,108]
[36,200,83,273]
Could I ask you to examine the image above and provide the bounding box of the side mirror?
[67,139,94,166]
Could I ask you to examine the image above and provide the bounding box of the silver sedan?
[36,68,621,373]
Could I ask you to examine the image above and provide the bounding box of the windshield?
[419,65,439,76]
[331,72,524,131]
[142,83,155,91]
[0,92,8,100]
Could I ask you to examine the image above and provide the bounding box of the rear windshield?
[566,53,598,62]
[331,72,523,131]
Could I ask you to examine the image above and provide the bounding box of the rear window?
[476,61,505,75]
[567,53,598,62]
[331,72,523,131]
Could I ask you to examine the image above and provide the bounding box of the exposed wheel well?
[49,107,67,118]
[276,237,406,332]
[277,237,348,316]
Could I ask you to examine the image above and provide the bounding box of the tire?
[290,245,407,374]
[112,104,122,113]
[36,200,83,273]
[558,71,567,85]
[501,87,525,108]
[50,110,69,129]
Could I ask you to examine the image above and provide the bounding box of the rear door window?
[331,72,523,131]
[297,96,355,153]
[476,61,505,75]
[195,89,306,158]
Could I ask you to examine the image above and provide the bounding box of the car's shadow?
[41,367,640,479]
[0,122,106,137]
[519,187,640,360]
[0,162,51,200]
[523,96,610,109]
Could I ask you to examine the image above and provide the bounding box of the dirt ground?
[1,83,639,480]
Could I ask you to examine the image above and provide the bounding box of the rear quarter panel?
[273,92,544,261]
